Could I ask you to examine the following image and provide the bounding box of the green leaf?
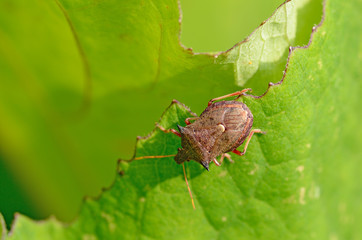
[2,0,362,239]
[220,0,310,86]
[1,0,310,218]
[0,213,6,240]
[0,0,237,219]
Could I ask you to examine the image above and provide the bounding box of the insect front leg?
[134,123,181,160]
[143,123,195,210]
[232,129,266,156]
[208,88,252,106]
[185,117,198,125]
[155,123,181,137]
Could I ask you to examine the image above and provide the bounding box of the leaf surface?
[0,213,6,240]
[0,0,310,218]
[2,0,362,239]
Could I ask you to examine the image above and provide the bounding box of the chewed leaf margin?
[179,0,319,85]
[244,0,326,99]
[125,99,198,162]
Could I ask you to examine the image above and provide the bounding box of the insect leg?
[208,88,252,106]
[213,153,234,166]
[134,123,180,160]
[185,117,198,125]
[134,154,176,160]
[182,163,195,209]
[155,123,181,137]
[220,153,234,164]
[137,122,195,210]
[213,158,221,166]
[232,129,266,156]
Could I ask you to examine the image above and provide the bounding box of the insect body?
[134,88,265,209]
[156,88,265,170]
[175,100,253,170]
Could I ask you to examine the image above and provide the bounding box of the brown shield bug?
[134,88,265,209]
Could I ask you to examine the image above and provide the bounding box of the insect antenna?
[134,154,176,160]
[133,155,195,209]
[182,163,195,209]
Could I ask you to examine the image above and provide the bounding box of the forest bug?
[135,88,265,209]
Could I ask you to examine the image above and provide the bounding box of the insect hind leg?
[208,88,252,106]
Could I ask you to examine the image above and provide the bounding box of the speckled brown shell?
[174,100,253,169]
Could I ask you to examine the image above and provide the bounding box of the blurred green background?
[181,0,282,53]
[0,0,323,229]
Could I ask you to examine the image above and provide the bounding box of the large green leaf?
[3,0,361,239]
[0,0,316,220]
